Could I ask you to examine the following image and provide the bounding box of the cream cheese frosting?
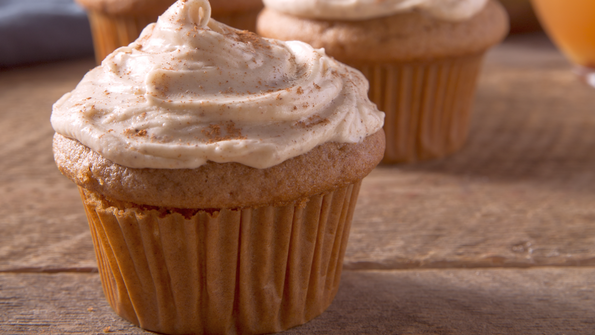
[262,0,489,21]
[51,0,384,169]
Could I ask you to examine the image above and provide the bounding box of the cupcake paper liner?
[79,180,361,334]
[87,10,156,63]
[353,53,484,163]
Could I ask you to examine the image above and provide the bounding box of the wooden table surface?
[2,32,595,334]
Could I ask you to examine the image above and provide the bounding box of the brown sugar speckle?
[201,124,221,138]
[228,30,272,50]
[201,121,247,144]
[123,128,148,138]
[295,114,330,129]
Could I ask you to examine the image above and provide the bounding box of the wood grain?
[2,33,595,273]
[2,268,595,334]
[2,31,595,335]
[0,59,97,272]
[344,33,595,270]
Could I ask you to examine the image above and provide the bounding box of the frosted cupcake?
[76,0,263,62]
[51,0,385,334]
[258,0,508,163]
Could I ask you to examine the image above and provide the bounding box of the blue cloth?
[0,0,93,67]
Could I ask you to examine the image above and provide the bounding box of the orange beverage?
[531,0,595,69]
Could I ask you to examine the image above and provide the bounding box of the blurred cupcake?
[76,0,263,62]
[498,0,541,34]
[51,0,385,334]
[258,0,508,163]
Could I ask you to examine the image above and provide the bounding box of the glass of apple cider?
[531,0,595,86]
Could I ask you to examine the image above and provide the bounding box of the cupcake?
[76,0,264,62]
[51,0,385,334]
[258,0,508,163]
[498,0,541,34]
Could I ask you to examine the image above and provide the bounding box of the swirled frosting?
[262,0,489,21]
[51,0,384,169]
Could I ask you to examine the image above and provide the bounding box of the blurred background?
[0,0,93,68]
[4,1,595,333]
[0,0,542,69]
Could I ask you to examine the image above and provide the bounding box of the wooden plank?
[344,33,595,269]
[0,272,140,334]
[2,268,594,334]
[2,33,595,272]
[0,59,97,272]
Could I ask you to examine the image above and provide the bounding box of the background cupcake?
[498,0,541,34]
[51,0,385,334]
[258,0,508,163]
[76,0,263,62]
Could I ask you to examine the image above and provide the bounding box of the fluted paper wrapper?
[87,9,261,63]
[353,53,484,163]
[78,181,361,335]
[87,11,156,64]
